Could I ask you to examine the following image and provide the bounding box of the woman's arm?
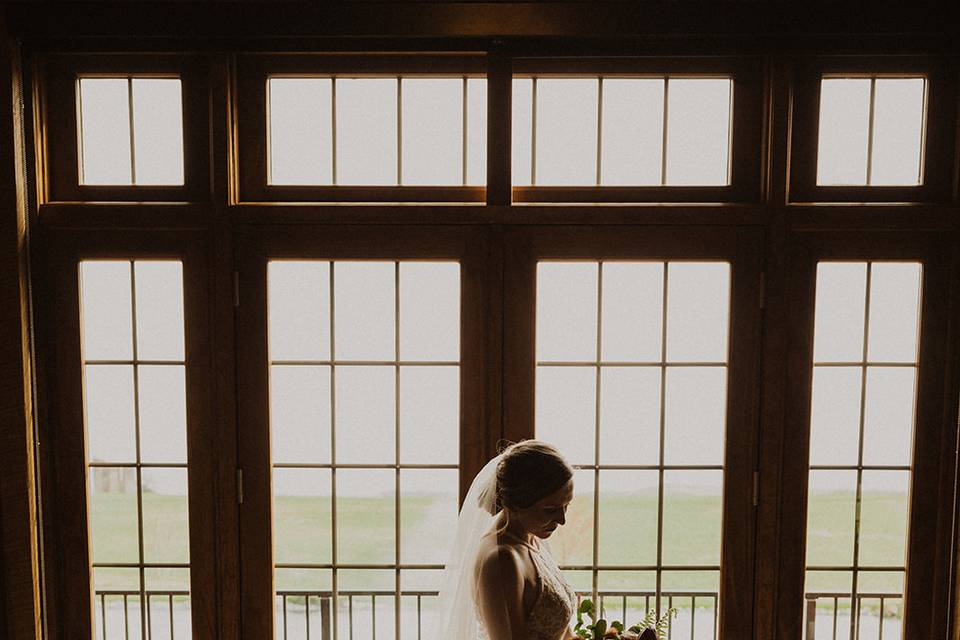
[475,545,527,640]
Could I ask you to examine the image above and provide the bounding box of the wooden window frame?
[39,54,210,203]
[235,54,488,203]
[788,56,958,204]
[38,227,218,638]
[777,229,957,640]
[509,57,764,204]
[501,224,764,639]
[233,223,497,639]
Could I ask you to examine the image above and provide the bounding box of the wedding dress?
[426,453,577,640]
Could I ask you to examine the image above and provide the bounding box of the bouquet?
[573,598,677,640]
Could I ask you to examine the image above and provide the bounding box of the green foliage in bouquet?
[574,598,677,640]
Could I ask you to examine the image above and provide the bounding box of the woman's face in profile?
[517,478,574,539]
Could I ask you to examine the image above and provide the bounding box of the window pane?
[537,262,598,362]
[269,261,331,362]
[335,366,395,464]
[600,262,663,363]
[817,79,871,185]
[804,571,853,640]
[400,366,458,465]
[809,367,862,466]
[141,468,190,564]
[665,79,731,186]
[270,365,332,464]
[89,467,139,563]
[665,262,730,363]
[336,470,395,563]
[871,78,925,186]
[78,78,132,185]
[93,568,141,640]
[131,78,184,185]
[273,468,332,564]
[814,263,867,363]
[806,470,857,566]
[858,471,910,567]
[511,78,533,186]
[535,366,596,466]
[337,570,397,640]
[662,471,722,566]
[664,367,726,466]
[466,79,487,186]
[399,262,459,361]
[600,79,664,186]
[547,468,594,566]
[599,367,661,466]
[336,79,397,185]
[598,470,658,565]
[863,367,916,466]
[402,79,462,185]
[80,261,133,360]
[84,364,136,463]
[334,262,395,361]
[268,78,333,185]
[138,365,188,464]
[660,570,721,638]
[536,79,598,185]
[867,263,922,363]
[400,469,459,564]
[134,261,185,361]
[145,567,191,639]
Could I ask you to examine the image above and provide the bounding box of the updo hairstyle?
[480,440,573,515]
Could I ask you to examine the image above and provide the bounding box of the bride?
[428,440,577,640]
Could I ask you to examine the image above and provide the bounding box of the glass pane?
[336,570,396,640]
[814,263,867,363]
[598,367,660,466]
[78,78,132,185]
[664,367,726,466]
[271,365,332,464]
[600,79,663,186]
[803,571,853,640]
[273,468,333,564]
[336,78,398,185]
[93,568,141,640]
[598,470,658,565]
[400,469,459,564]
[269,261,331,362]
[600,262,663,363]
[817,78,871,185]
[146,582,192,640]
[335,366,395,464]
[400,366,458,464]
[401,79,462,185]
[131,78,184,185]
[665,262,730,363]
[141,468,190,564]
[871,78,926,186]
[268,78,333,185]
[665,79,731,186]
[466,78,487,186]
[535,366,596,466]
[89,466,139,563]
[334,262,395,361]
[138,365,187,464]
[548,468,594,566]
[858,594,903,640]
[662,471,723,566]
[858,471,910,567]
[84,364,136,463]
[275,567,332,592]
[134,261,184,361]
[597,571,656,623]
[535,79,598,185]
[660,571,721,640]
[511,78,533,186]
[336,470,395,563]
[80,261,133,360]
[867,263,922,363]
[537,262,598,362]
[862,367,916,466]
[399,262,460,361]
[809,367,862,466]
[806,470,857,566]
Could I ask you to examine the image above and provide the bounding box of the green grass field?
[90,490,907,595]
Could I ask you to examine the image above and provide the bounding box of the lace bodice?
[477,536,576,640]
